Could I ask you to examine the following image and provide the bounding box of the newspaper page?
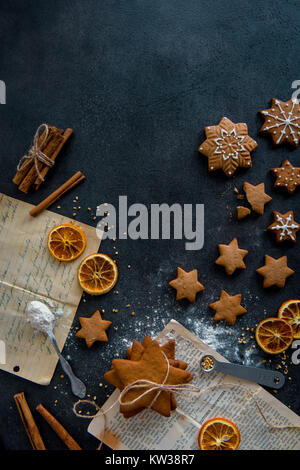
[88,319,300,450]
[0,193,102,385]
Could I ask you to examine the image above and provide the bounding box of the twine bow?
[118,355,201,409]
[17,124,54,182]
[73,351,300,450]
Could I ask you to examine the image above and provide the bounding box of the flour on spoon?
[26,301,55,334]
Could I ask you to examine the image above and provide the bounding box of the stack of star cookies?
[104,336,193,418]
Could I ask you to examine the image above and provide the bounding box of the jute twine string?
[73,352,300,449]
[17,124,55,181]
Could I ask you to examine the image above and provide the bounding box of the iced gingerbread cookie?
[198,117,257,177]
[271,160,300,194]
[267,210,300,243]
[260,98,300,147]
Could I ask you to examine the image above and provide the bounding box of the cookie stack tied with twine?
[13,124,73,193]
[74,335,300,450]
[104,336,194,418]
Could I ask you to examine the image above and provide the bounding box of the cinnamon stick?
[29,171,86,217]
[12,127,52,186]
[13,125,74,193]
[36,404,81,450]
[18,129,64,193]
[14,393,46,450]
[34,128,73,190]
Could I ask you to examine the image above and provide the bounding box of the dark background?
[0,0,300,450]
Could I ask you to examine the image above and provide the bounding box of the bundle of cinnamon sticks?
[12,125,73,193]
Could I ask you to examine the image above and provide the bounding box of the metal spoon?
[200,354,285,389]
[47,329,86,399]
[27,300,86,399]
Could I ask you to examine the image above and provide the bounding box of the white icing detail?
[270,213,300,241]
[262,99,300,144]
[213,128,246,161]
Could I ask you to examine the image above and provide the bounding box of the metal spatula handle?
[200,354,285,389]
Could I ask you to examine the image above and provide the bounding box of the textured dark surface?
[0,0,300,450]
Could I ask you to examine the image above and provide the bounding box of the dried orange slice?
[78,253,118,295]
[47,223,86,262]
[198,418,240,450]
[255,317,293,354]
[278,300,300,339]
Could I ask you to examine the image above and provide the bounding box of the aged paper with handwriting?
[0,193,101,385]
[88,319,300,450]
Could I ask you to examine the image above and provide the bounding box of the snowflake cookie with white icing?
[260,98,300,147]
[267,210,300,243]
[198,117,258,177]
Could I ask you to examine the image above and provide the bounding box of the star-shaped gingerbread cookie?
[111,340,193,417]
[267,210,300,243]
[209,290,247,325]
[243,182,272,215]
[75,310,112,348]
[260,98,300,147]
[198,117,257,177]
[104,337,187,418]
[271,160,300,194]
[215,238,248,275]
[169,267,205,303]
[256,255,294,288]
